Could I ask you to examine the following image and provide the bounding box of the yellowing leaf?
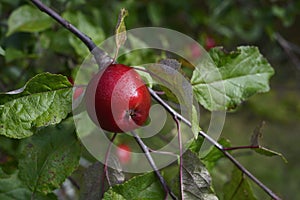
[115,8,128,56]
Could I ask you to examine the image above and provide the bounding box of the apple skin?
[68,77,84,99]
[205,36,216,50]
[85,64,151,133]
[116,144,131,164]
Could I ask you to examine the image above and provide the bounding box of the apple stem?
[130,130,178,200]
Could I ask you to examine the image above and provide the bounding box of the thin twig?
[275,32,300,54]
[148,148,178,157]
[174,116,183,200]
[130,130,177,200]
[274,32,300,71]
[223,145,260,151]
[67,177,80,190]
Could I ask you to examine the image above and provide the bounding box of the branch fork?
[30,1,282,199]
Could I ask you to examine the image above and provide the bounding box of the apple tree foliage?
[0,1,296,199]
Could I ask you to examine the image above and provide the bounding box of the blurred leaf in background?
[0,0,299,199]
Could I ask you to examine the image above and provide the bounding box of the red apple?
[116,144,131,164]
[73,87,84,99]
[68,76,84,100]
[85,64,151,133]
[68,77,74,85]
[189,43,202,58]
[205,36,216,50]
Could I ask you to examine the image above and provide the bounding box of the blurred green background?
[0,0,299,199]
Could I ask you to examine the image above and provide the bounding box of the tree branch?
[274,32,300,71]
[30,1,281,199]
[223,145,260,151]
[30,0,113,68]
[130,130,177,200]
[174,116,183,200]
[149,89,281,200]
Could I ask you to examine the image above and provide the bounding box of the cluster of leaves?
[1,1,299,89]
[0,1,291,200]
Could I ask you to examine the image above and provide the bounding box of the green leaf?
[147,3,163,26]
[201,138,231,172]
[223,167,257,200]
[40,29,75,55]
[191,105,201,139]
[62,11,105,57]
[0,168,56,200]
[147,62,194,122]
[191,46,275,111]
[4,48,25,63]
[188,136,204,155]
[0,46,5,56]
[254,147,288,163]
[0,73,72,139]
[104,172,164,200]
[18,118,81,194]
[0,168,31,200]
[103,190,126,200]
[133,66,153,88]
[182,150,218,200]
[80,161,125,200]
[6,5,53,36]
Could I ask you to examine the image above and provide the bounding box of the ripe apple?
[68,76,84,99]
[68,77,74,85]
[205,36,216,50]
[116,144,131,164]
[73,87,84,99]
[85,64,151,133]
